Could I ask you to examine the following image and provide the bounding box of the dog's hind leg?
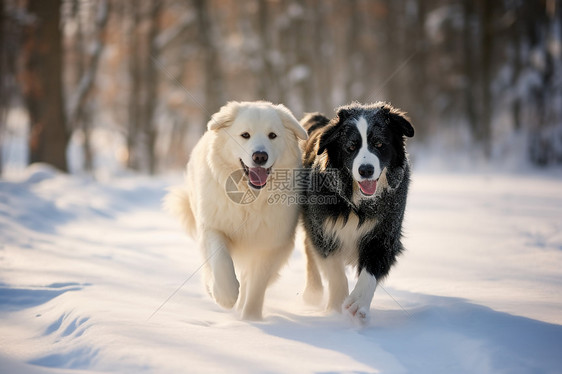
[201,230,239,309]
[318,255,348,312]
[240,246,291,320]
[303,237,323,305]
[240,270,268,320]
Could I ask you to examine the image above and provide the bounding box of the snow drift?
[1,164,561,373]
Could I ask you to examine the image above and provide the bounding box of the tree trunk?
[0,0,5,175]
[257,0,273,100]
[145,0,161,175]
[311,0,332,115]
[345,0,360,101]
[69,0,110,172]
[479,0,493,158]
[382,0,400,103]
[21,0,68,171]
[193,0,224,127]
[509,4,523,132]
[462,0,478,138]
[290,0,313,116]
[127,2,141,170]
[410,0,428,139]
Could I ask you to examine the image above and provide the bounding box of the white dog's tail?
[163,187,196,238]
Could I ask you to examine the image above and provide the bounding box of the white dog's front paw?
[211,273,239,309]
[343,294,370,324]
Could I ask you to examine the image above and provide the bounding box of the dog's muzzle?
[240,158,271,190]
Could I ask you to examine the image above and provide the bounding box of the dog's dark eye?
[268,132,277,139]
[241,132,250,139]
[375,141,383,148]
[348,145,356,152]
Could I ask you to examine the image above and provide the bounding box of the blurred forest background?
[0,0,561,176]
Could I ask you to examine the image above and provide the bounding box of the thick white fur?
[165,101,307,320]
[343,269,377,323]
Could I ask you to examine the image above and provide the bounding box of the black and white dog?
[300,102,414,324]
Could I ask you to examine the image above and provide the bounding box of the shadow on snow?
[259,292,562,374]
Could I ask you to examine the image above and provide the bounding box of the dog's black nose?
[252,151,268,166]
[358,164,374,178]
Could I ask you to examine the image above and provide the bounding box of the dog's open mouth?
[240,159,271,190]
[358,179,377,196]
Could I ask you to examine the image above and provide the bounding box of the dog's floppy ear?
[382,104,414,138]
[317,124,341,155]
[316,107,350,155]
[207,101,240,131]
[335,107,352,123]
[275,104,308,140]
[391,113,414,138]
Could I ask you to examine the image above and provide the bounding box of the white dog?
[165,101,308,320]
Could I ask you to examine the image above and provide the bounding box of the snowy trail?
[1,165,562,373]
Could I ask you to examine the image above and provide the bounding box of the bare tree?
[256,0,274,100]
[123,0,162,174]
[126,1,141,171]
[478,0,494,158]
[145,0,162,175]
[462,0,478,138]
[0,0,5,174]
[3,0,561,173]
[192,0,224,126]
[310,0,333,115]
[68,0,110,172]
[344,0,361,101]
[21,0,68,171]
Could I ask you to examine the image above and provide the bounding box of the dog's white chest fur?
[322,213,377,265]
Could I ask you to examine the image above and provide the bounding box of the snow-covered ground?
[1,163,561,373]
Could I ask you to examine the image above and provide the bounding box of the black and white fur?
[300,102,414,324]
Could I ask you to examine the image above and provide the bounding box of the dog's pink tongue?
[359,180,377,195]
[249,167,268,187]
